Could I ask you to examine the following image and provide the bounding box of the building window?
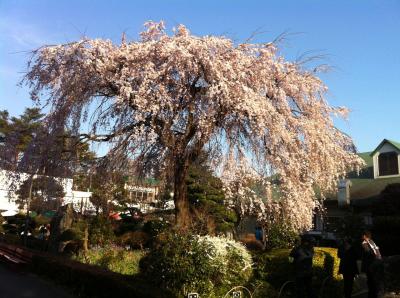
[378,152,399,176]
[363,215,373,226]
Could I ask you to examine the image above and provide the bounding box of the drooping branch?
[22,21,365,231]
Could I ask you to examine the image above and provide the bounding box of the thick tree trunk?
[174,157,191,230]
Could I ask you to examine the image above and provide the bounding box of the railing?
[277,277,333,298]
[0,241,33,264]
[278,280,295,298]
[223,286,253,298]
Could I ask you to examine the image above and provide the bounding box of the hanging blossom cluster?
[24,21,364,231]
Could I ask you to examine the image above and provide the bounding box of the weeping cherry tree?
[24,21,364,230]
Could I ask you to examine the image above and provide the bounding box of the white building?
[321,139,400,233]
[371,139,400,179]
[123,181,174,213]
[0,169,93,216]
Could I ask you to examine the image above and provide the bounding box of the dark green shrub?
[142,219,169,237]
[265,223,299,250]
[372,216,400,256]
[116,220,142,235]
[30,250,170,297]
[142,219,170,247]
[240,234,264,251]
[374,183,400,216]
[336,215,365,241]
[33,214,51,227]
[2,223,19,235]
[140,233,252,297]
[385,255,400,293]
[186,157,238,235]
[59,229,82,242]
[89,216,115,247]
[58,223,86,255]
[252,249,293,287]
[118,231,149,249]
[252,247,342,298]
[7,213,26,226]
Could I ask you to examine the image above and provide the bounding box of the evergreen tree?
[0,108,44,169]
[88,167,127,215]
[16,176,65,213]
[186,156,237,235]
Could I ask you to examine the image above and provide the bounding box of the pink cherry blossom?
[24,21,364,230]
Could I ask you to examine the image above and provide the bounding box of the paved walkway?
[0,263,74,298]
[352,274,369,298]
[351,275,400,298]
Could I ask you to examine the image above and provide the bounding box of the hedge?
[30,252,172,298]
[385,255,400,293]
[252,247,342,298]
[372,216,400,256]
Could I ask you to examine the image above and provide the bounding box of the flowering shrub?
[140,233,252,297]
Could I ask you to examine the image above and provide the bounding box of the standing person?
[338,237,359,298]
[290,235,316,298]
[361,230,384,298]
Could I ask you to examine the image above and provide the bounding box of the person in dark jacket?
[338,237,359,298]
[290,235,316,298]
[361,230,384,298]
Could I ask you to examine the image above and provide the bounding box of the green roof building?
[322,139,400,232]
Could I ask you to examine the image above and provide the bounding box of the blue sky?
[0,0,399,152]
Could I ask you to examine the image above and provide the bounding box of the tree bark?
[174,157,191,230]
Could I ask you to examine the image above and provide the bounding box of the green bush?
[241,236,264,251]
[385,255,400,293]
[33,214,51,227]
[116,220,142,235]
[252,247,342,298]
[118,231,149,249]
[335,215,366,240]
[142,219,170,247]
[59,229,82,242]
[74,247,145,275]
[372,216,400,256]
[140,233,253,297]
[142,219,169,238]
[89,216,115,247]
[265,223,299,250]
[31,251,170,297]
